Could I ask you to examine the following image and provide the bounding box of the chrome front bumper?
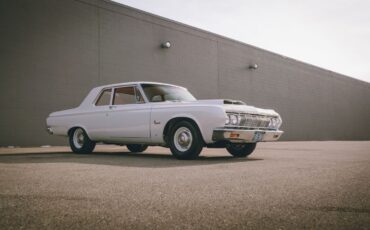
[212,128,284,143]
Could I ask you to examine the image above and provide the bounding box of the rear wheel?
[168,121,203,160]
[126,144,148,153]
[226,143,256,157]
[69,128,96,154]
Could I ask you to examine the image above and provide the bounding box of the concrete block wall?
[0,0,369,146]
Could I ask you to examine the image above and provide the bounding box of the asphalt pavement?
[0,141,369,229]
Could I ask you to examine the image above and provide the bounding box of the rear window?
[95,89,112,106]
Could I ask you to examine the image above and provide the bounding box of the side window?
[95,89,112,106]
[113,86,145,105]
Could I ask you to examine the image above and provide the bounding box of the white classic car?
[46,82,283,159]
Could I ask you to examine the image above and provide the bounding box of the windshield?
[141,84,196,102]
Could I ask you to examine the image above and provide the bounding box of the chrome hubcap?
[73,128,85,149]
[174,127,193,152]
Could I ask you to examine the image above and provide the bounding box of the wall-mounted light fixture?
[248,64,258,70]
[161,41,171,49]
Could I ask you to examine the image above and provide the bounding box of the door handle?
[109,105,116,109]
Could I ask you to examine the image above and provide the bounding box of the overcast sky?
[113,0,370,83]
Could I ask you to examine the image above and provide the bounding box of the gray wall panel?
[218,40,370,140]
[0,0,369,146]
[99,8,218,99]
[0,0,99,146]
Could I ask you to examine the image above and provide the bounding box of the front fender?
[150,106,226,144]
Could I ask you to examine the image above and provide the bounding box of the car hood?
[161,99,280,117]
[197,99,279,117]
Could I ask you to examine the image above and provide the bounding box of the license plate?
[252,131,264,142]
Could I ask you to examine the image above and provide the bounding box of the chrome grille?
[228,113,273,129]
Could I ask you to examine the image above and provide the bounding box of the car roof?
[79,81,188,109]
[93,81,186,90]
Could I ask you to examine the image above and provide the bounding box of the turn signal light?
[230,133,240,138]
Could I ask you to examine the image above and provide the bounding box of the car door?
[105,85,151,142]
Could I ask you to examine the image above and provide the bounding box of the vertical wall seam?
[216,40,220,98]
[97,6,101,83]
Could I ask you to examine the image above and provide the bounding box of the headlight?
[269,117,282,129]
[230,114,238,125]
[268,118,275,129]
[225,115,230,125]
[276,116,282,128]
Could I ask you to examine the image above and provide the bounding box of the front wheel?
[226,143,256,157]
[169,121,203,160]
[126,144,148,153]
[69,128,96,154]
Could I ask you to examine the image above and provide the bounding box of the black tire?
[126,144,148,153]
[69,128,96,154]
[168,120,203,160]
[226,143,257,157]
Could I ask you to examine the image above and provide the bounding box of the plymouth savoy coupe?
[46,82,283,159]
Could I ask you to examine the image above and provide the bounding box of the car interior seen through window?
[95,89,111,106]
[113,87,144,105]
[141,84,196,102]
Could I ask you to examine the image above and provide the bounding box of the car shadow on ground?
[0,151,263,168]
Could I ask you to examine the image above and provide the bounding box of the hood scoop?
[196,99,246,105]
[223,99,246,105]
